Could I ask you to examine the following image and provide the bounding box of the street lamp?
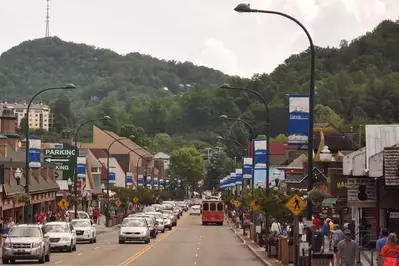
[233,2,316,221]
[220,83,270,197]
[74,116,111,218]
[105,135,134,227]
[24,83,76,223]
[320,146,332,162]
[15,168,23,186]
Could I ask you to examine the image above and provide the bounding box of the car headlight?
[32,242,41,248]
[61,237,71,242]
[84,230,91,234]
[3,242,11,248]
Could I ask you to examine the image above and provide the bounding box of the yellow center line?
[118,215,189,266]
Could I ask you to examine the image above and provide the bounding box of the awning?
[322,198,338,207]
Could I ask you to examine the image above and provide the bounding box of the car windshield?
[192,205,200,209]
[163,210,172,214]
[71,221,91,227]
[8,227,42,238]
[143,207,155,212]
[44,224,70,233]
[122,219,146,227]
[162,214,170,219]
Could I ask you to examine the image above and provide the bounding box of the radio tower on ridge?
[45,0,50,37]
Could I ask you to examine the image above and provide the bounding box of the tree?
[119,123,150,147]
[314,104,344,128]
[205,150,235,189]
[52,96,75,133]
[169,146,205,183]
[152,133,172,152]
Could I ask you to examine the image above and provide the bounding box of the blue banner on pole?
[159,178,164,188]
[154,177,158,187]
[254,139,267,169]
[235,169,243,185]
[288,94,309,145]
[243,157,252,179]
[28,138,41,168]
[138,175,144,186]
[76,156,86,179]
[109,172,116,184]
[126,172,133,186]
[146,176,152,188]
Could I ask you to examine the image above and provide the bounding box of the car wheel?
[72,244,77,251]
[39,251,45,263]
[67,243,73,252]
[2,258,8,264]
[144,238,150,244]
[161,229,165,233]
[45,250,51,262]
[94,237,97,243]
[9,260,15,263]
[119,240,125,244]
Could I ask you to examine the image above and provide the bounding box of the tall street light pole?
[105,136,134,227]
[24,83,76,223]
[219,115,255,194]
[73,116,111,219]
[126,147,147,187]
[233,3,315,221]
[220,84,270,198]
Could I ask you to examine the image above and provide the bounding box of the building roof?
[0,102,50,110]
[154,152,170,159]
[102,128,152,158]
[87,149,102,168]
[269,142,286,155]
[89,149,108,160]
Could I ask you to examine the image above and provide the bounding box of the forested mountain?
[1,19,399,158]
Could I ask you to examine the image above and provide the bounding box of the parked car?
[44,222,77,252]
[119,217,150,244]
[130,214,158,238]
[2,224,51,264]
[163,209,177,226]
[145,212,166,233]
[70,219,96,243]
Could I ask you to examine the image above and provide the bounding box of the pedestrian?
[377,229,389,266]
[270,218,282,234]
[309,224,324,253]
[380,233,399,266]
[322,218,331,250]
[313,215,321,230]
[332,225,345,265]
[337,229,357,266]
[298,219,304,239]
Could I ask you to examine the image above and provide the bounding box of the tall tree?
[52,96,75,133]
[169,146,205,183]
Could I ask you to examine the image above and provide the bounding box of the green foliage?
[307,188,326,207]
[169,146,205,182]
[205,150,235,189]
[119,124,150,148]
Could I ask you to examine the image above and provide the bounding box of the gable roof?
[154,152,170,159]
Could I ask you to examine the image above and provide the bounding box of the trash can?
[311,253,334,266]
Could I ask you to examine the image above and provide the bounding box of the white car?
[162,213,173,230]
[189,205,201,215]
[146,212,165,233]
[44,222,77,252]
[119,217,150,244]
[70,219,96,243]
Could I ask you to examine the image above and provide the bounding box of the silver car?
[44,222,77,252]
[2,224,51,264]
[146,212,165,233]
[130,214,158,238]
[163,209,177,226]
[119,217,150,244]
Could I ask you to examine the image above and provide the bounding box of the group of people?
[376,229,399,266]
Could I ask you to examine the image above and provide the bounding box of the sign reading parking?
[44,146,76,181]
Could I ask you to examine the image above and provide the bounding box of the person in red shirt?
[36,212,45,224]
[313,215,321,230]
[92,209,100,224]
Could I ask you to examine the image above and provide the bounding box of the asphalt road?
[4,214,264,266]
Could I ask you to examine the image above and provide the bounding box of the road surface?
[4,214,264,266]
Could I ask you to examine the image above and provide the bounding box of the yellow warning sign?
[249,200,258,208]
[285,194,307,216]
[133,197,139,204]
[114,199,122,207]
[57,199,69,210]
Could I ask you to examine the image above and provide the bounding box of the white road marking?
[78,253,83,256]
[196,254,198,257]
[197,247,199,250]
[194,262,197,265]
[54,261,63,264]
[94,246,99,249]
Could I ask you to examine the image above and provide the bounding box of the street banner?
[109,172,116,184]
[159,178,164,188]
[254,139,267,169]
[243,157,253,179]
[146,175,152,188]
[153,177,158,187]
[230,172,237,187]
[138,174,144,186]
[28,138,41,168]
[235,169,243,185]
[76,156,86,179]
[126,172,133,186]
[288,94,309,145]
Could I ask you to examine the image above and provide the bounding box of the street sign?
[44,146,77,181]
[115,200,121,207]
[57,199,69,209]
[250,200,260,211]
[285,194,307,216]
[133,197,139,204]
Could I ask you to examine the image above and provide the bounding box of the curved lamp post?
[105,136,134,226]
[73,116,111,218]
[24,83,76,223]
[220,83,270,198]
[233,2,316,221]
[219,115,256,194]
[126,147,148,187]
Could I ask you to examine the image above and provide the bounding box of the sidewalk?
[227,219,284,266]
[95,215,119,235]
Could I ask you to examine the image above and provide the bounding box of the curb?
[97,226,118,235]
[228,221,275,266]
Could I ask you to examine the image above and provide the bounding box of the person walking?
[337,229,357,266]
[332,225,345,265]
[380,233,399,266]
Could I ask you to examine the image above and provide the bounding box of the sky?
[1,0,398,77]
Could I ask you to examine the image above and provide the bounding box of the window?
[202,203,209,211]
[210,203,216,211]
[217,203,223,211]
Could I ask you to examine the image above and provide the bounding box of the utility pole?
[45,0,50,37]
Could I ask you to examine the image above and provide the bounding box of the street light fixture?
[320,146,332,162]
[24,83,76,223]
[15,168,23,186]
[105,135,134,227]
[233,2,316,222]
[73,115,111,218]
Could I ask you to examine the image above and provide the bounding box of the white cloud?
[195,38,240,76]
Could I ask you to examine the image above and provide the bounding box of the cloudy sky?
[1,0,398,77]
